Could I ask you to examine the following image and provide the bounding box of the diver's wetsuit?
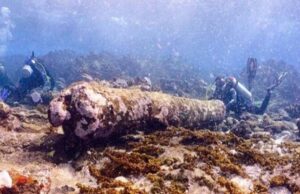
[18,61,55,99]
[247,90,271,115]
[210,85,224,100]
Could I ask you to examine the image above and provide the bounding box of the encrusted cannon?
[49,82,225,140]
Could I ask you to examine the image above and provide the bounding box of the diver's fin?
[31,51,35,59]
[267,72,288,91]
[246,57,258,91]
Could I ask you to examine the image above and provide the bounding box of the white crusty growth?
[49,81,226,140]
[49,96,71,127]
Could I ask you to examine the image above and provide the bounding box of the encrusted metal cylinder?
[49,82,225,139]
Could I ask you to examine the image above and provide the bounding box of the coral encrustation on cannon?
[49,81,225,140]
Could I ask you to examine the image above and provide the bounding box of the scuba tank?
[226,76,253,102]
[236,81,253,102]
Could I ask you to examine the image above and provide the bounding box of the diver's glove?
[0,88,11,102]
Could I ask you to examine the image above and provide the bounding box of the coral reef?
[39,51,211,98]
[49,81,225,140]
[216,112,298,140]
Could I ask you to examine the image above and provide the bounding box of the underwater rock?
[262,114,298,134]
[0,102,21,131]
[269,109,292,121]
[41,51,210,98]
[285,104,300,119]
[131,76,156,91]
[49,81,225,140]
[109,76,158,92]
[231,120,253,138]
[0,102,10,119]
[111,78,129,88]
[269,187,291,194]
[159,78,208,98]
[216,113,262,138]
[216,111,299,139]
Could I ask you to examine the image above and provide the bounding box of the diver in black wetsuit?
[18,52,55,104]
[222,76,267,115]
[210,57,286,116]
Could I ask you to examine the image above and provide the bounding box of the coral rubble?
[76,127,300,193]
[0,170,45,194]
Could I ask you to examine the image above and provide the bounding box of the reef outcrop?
[49,81,225,140]
[0,102,20,131]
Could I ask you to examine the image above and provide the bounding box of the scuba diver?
[222,76,260,115]
[0,63,16,102]
[221,72,287,115]
[210,57,287,116]
[18,52,55,104]
[209,76,226,100]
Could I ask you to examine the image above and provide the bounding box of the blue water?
[1,0,300,72]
